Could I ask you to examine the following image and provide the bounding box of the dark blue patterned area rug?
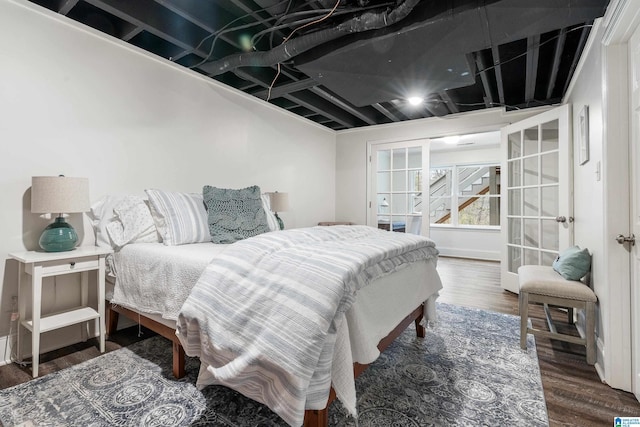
[0,303,548,426]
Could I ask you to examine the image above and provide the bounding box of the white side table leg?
[16,263,25,363]
[80,271,89,342]
[31,265,42,378]
[98,256,105,353]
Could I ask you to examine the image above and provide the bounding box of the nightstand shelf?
[9,246,112,378]
[21,306,100,333]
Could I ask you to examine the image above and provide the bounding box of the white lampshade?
[31,176,90,214]
[269,192,289,212]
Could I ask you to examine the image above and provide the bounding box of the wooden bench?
[518,265,597,365]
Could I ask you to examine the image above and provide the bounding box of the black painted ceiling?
[30,0,610,130]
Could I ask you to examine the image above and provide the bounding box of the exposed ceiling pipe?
[199,0,421,77]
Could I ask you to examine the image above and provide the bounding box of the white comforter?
[176,225,440,426]
[110,242,227,320]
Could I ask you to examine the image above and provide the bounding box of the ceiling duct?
[199,0,421,76]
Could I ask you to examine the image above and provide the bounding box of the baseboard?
[436,247,500,261]
[0,328,101,367]
[595,333,607,383]
[0,335,10,366]
[575,315,606,384]
[0,310,144,367]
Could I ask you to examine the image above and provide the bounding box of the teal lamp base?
[39,216,78,252]
[275,213,284,230]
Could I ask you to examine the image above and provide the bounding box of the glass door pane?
[501,105,571,293]
[505,119,561,274]
[374,145,424,235]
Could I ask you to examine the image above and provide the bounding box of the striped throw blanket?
[176,225,439,426]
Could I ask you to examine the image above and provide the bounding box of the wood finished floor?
[437,256,640,426]
[1,256,639,426]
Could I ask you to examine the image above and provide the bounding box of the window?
[429,164,500,227]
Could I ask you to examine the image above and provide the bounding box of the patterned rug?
[0,303,548,426]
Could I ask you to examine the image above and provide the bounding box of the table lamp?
[268,191,289,230]
[31,175,90,252]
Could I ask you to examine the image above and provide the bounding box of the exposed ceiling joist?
[525,35,540,104]
[491,45,507,107]
[546,28,567,100]
[475,51,495,109]
[253,78,319,101]
[372,103,402,123]
[29,0,610,130]
[59,0,79,15]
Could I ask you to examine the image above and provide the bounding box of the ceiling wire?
[252,3,394,49]
[187,1,377,71]
[267,0,294,49]
[186,0,291,69]
[267,0,341,102]
[284,0,341,44]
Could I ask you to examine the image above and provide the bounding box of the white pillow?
[89,195,160,249]
[105,196,159,248]
[145,189,210,245]
[261,194,279,232]
[89,196,117,249]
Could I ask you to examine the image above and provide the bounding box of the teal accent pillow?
[552,246,591,281]
[203,185,270,244]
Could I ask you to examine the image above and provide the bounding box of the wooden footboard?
[107,300,426,426]
[303,302,426,427]
[106,301,185,378]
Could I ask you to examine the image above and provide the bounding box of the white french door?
[368,140,430,236]
[500,105,573,293]
[629,22,640,401]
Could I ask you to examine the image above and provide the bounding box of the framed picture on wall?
[579,105,589,165]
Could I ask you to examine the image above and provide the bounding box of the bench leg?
[585,301,596,365]
[519,291,529,350]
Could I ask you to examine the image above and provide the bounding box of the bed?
[93,189,442,427]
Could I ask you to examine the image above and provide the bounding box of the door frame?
[367,139,430,236]
[629,23,640,401]
[597,0,640,392]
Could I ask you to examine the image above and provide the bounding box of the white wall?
[563,9,634,391]
[0,1,336,361]
[564,20,609,375]
[335,108,545,259]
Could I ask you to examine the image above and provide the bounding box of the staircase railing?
[430,166,498,224]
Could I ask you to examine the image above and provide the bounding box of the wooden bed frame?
[106,301,426,427]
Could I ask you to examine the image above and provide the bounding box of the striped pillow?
[145,189,210,246]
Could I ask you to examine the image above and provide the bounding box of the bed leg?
[106,302,119,338]
[415,303,426,338]
[172,342,186,379]
[415,317,426,338]
[303,408,328,427]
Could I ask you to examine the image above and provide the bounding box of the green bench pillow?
[552,245,591,281]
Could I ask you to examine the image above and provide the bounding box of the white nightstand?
[8,246,112,377]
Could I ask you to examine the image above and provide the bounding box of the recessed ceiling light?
[408,96,423,106]
[442,136,461,144]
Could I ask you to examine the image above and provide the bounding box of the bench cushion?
[518,265,597,302]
